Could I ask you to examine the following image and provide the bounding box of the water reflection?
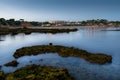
[0,29,120,80]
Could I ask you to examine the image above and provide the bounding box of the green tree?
[0,18,7,25]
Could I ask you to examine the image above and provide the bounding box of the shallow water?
[0,28,120,80]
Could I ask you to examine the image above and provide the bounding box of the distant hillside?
[0,18,42,28]
[0,18,120,28]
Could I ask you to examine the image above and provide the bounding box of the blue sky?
[0,0,120,21]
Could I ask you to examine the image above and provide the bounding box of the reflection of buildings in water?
[69,32,81,41]
[69,32,73,41]
[85,28,102,38]
[48,33,53,42]
[15,33,25,40]
[86,29,95,37]
[86,28,107,38]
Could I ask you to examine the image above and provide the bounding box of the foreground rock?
[0,71,4,80]
[3,65,73,80]
[4,60,19,67]
[14,45,112,64]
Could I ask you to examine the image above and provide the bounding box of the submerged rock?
[39,59,43,62]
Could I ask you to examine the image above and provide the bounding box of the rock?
[4,60,19,67]
[49,43,53,46]
[13,45,112,64]
[0,71,4,79]
[5,65,73,80]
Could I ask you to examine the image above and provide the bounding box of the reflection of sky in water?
[0,29,120,80]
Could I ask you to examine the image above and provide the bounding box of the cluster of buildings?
[41,20,82,27]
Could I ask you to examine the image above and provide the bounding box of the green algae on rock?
[4,65,73,80]
[0,71,4,80]
[13,45,112,64]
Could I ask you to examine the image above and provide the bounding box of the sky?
[0,0,120,21]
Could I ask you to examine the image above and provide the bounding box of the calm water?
[0,28,120,80]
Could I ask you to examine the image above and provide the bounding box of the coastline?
[7,26,112,29]
[1,26,119,35]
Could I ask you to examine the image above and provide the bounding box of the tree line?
[0,18,43,27]
[64,19,120,27]
[0,18,120,27]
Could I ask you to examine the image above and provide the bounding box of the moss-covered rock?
[4,60,19,67]
[0,71,4,80]
[5,65,73,80]
[13,45,112,64]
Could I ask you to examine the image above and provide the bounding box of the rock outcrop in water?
[4,60,19,67]
[13,45,112,64]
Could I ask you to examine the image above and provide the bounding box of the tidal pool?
[0,28,120,80]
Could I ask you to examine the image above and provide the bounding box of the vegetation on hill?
[64,19,120,27]
[0,18,42,27]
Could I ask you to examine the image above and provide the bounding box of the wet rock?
[4,60,19,67]
[0,71,4,80]
[49,43,53,46]
[13,45,112,64]
[5,65,73,80]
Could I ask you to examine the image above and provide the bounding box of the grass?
[0,28,78,35]
[13,45,112,64]
[1,65,73,80]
